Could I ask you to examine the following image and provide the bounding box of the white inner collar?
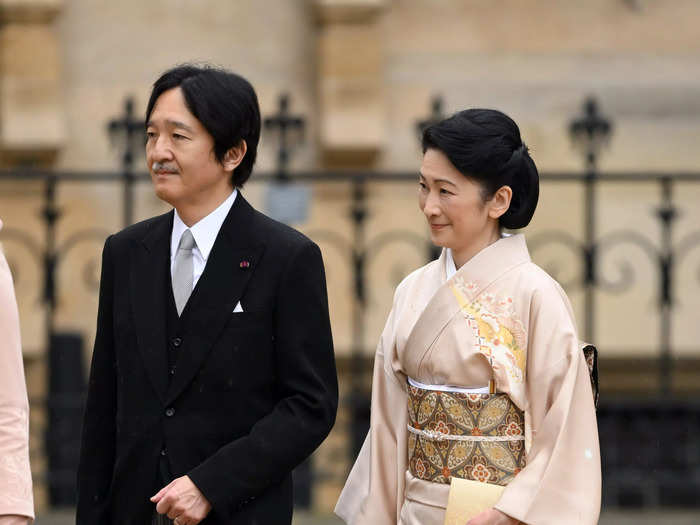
[171,189,237,261]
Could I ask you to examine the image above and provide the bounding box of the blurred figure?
[76,65,337,525]
[336,110,600,524]
[0,219,35,525]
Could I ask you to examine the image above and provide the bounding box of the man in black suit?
[76,65,338,525]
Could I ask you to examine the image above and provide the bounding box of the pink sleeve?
[0,245,35,520]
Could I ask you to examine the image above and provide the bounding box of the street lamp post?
[568,96,613,344]
[108,96,145,227]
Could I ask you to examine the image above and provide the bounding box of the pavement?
[34,509,700,524]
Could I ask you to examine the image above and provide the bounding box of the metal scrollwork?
[676,231,700,287]
[57,229,111,292]
[527,230,585,291]
[365,230,432,292]
[595,230,660,294]
[0,227,44,300]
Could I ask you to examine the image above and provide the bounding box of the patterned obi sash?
[407,380,526,486]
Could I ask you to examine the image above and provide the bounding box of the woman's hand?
[467,508,520,525]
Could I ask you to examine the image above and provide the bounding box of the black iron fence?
[2,96,700,509]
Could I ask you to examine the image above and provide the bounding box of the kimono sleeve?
[0,245,34,520]
[335,303,408,524]
[494,280,601,525]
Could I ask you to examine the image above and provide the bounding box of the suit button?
[165,407,175,417]
[160,448,167,456]
[171,337,182,348]
[169,366,176,376]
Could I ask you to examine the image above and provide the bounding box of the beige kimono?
[0,227,34,522]
[336,234,600,525]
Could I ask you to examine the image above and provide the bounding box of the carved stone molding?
[314,0,389,167]
[0,0,64,165]
[314,0,387,24]
[0,0,62,24]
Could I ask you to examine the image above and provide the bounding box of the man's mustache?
[151,162,178,173]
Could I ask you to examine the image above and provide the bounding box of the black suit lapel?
[130,211,173,405]
[165,194,264,405]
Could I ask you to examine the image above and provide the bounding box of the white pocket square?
[233,301,244,313]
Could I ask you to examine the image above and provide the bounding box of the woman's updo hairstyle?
[422,108,539,229]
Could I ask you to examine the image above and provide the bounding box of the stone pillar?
[314,0,388,167]
[0,0,65,166]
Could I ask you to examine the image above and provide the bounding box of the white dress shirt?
[170,189,237,290]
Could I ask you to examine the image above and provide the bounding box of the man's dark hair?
[422,108,539,230]
[146,64,261,187]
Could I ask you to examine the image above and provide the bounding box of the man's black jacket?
[76,194,338,524]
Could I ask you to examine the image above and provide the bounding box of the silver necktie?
[172,229,196,316]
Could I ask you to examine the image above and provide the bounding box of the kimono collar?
[443,233,531,301]
[445,248,457,279]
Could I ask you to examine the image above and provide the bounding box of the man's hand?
[151,475,212,525]
[0,516,32,525]
[467,508,520,525]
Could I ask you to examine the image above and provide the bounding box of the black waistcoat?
[165,273,185,378]
[160,269,189,484]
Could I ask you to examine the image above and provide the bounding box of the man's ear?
[222,140,247,172]
[488,185,513,219]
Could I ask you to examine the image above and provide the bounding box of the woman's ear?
[488,185,513,219]
[222,140,247,172]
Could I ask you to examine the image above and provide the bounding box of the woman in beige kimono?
[0,219,35,525]
[335,110,600,524]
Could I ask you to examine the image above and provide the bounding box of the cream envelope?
[443,478,505,525]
